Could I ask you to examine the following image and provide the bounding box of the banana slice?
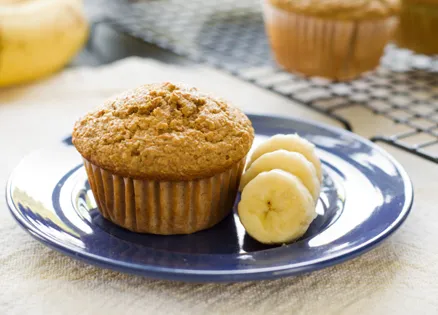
[247,134,322,182]
[239,150,320,202]
[238,169,316,244]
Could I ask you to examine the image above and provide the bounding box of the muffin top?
[402,0,438,5]
[269,0,400,20]
[73,82,254,180]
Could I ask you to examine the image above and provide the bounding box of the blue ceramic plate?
[6,114,413,282]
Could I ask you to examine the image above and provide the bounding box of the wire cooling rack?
[101,0,438,163]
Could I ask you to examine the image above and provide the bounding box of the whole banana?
[0,0,89,87]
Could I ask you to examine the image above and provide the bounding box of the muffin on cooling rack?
[262,0,400,80]
[72,82,254,235]
[395,0,438,55]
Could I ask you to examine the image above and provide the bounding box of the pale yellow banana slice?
[239,149,320,202]
[247,134,322,182]
[238,169,316,244]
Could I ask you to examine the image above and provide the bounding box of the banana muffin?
[263,0,400,80]
[395,0,438,55]
[73,82,254,235]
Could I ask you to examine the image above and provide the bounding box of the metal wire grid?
[102,0,438,163]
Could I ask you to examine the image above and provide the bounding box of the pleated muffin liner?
[83,158,246,235]
[395,1,438,55]
[262,1,398,80]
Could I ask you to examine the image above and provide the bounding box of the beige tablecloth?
[1,58,437,315]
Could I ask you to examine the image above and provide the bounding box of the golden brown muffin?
[269,0,400,20]
[395,0,438,55]
[73,82,254,235]
[263,0,400,80]
[73,82,253,180]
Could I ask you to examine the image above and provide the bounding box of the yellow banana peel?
[0,0,89,87]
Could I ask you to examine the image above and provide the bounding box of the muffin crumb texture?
[269,0,400,19]
[73,82,254,180]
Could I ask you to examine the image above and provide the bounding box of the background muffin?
[395,0,438,55]
[73,82,254,235]
[263,0,400,80]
